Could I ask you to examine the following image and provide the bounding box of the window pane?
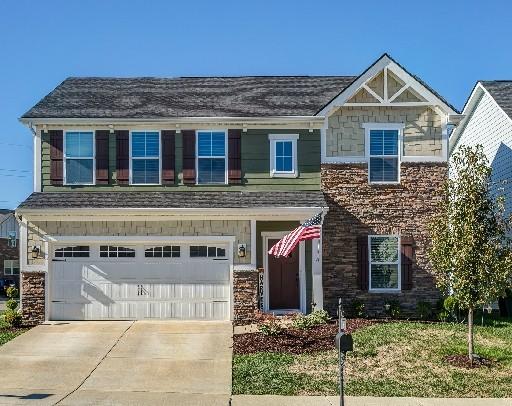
[190,246,207,257]
[282,141,292,157]
[276,157,285,172]
[145,132,159,156]
[369,130,384,155]
[371,264,399,289]
[208,246,216,257]
[383,130,398,155]
[198,132,212,156]
[370,236,399,262]
[132,133,146,157]
[66,159,93,184]
[276,141,284,156]
[132,159,159,184]
[211,132,225,156]
[66,132,93,158]
[217,248,226,257]
[198,158,225,184]
[132,132,159,157]
[370,157,398,182]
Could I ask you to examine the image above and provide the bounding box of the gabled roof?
[21,76,355,119]
[480,81,512,120]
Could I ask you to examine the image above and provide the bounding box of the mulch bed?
[443,354,494,369]
[233,318,377,355]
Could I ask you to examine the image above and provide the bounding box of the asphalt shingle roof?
[480,81,512,120]
[21,76,356,119]
[17,191,327,210]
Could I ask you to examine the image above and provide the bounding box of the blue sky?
[0,0,510,209]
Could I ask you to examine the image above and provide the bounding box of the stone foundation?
[21,272,46,325]
[233,269,259,325]
[322,162,447,317]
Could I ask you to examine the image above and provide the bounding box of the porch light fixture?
[31,245,40,259]
[237,244,246,258]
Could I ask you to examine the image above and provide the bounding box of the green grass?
[233,317,512,397]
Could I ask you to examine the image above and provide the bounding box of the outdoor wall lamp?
[31,245,40,259]
[237,244,246,258]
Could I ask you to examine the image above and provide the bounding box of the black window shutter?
[161,130,176,184]
[228,129,242,184]
[401,236,414,290]
[182,130,196,184]
[357,236,369,290]
[115,130,129,185]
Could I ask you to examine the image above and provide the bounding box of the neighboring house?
[0,210,20,288]
[450,81,512,217]
[17,54,459,325]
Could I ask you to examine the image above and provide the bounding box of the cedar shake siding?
[321,162,447,317]
[40,129,320,191]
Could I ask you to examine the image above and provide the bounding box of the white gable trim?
[317,55,457,117]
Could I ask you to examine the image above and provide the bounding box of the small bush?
[351,300,366,318]
[292,310,330,330]
[254,312,283,336]
[416,301,432,320]
[3,309,22,327]
[5,299,18,311]
[438,310,450,322]
[6,286,18,299]
[443,296,457,313]
[384,300,401,319]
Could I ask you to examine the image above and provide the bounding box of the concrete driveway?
[0,321,232,405]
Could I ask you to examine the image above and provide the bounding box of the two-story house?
[17,54,459,324]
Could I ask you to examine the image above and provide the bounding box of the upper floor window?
[3,260,19,276]
[197,131,226,184]
[64,131,94,185]
[366,125,401,183]
[269,134,298,178]
[131,131,160,184]
[369,235,400,291]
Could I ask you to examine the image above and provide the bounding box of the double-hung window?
[131,131,160,184]
[369,235,400,291]
[197,131,227,184]
[64,131,94,184]
[3,260,19,276]
[269,134,298,177]
[366,125,401,183]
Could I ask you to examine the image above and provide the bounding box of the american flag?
[268,212,323,258]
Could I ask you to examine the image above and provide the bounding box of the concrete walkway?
[0,320,232,405]
[231,396,512,405]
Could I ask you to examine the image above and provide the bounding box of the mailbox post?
[335,299,353,406]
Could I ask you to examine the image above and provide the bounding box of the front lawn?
[233,317,512,397]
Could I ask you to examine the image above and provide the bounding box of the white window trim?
[268,134,299,178]
[195,130,228,185]
[368,235,401,292]
[63,130,96,186]
[4,260,20,276]
[129,130,162,185]
[363,123,404,185]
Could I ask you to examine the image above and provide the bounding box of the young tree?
[429,145,512,364]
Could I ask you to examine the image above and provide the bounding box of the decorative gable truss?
[318,54,460,164]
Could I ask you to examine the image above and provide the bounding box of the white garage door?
[50,242,231,320]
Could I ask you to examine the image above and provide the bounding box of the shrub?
[6,286,18,299]
[416,301,433,320]
[438,310,450,322]
[3,309,22,327]
[5,299,18,311]
[384,300,401,319]
[254,312,283,336]
[292,310,330,330]
[351,299,366,318]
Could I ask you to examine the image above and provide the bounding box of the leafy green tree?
[429,145,512,364]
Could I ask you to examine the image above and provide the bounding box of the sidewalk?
[231,395,512,405]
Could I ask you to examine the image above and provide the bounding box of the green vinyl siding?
[41,129,321,191]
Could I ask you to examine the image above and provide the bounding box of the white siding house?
[450,81,512,217]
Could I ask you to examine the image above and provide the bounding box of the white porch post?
[312,226,324,310]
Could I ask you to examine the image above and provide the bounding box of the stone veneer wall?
[21,272,45,325]
[27,220,251,265]
[326,106,443,157]
[233,270,259,325]
[321,162,447,317]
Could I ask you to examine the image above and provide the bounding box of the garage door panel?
[51,243,231,320]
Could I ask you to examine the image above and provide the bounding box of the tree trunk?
[468,307,474,365]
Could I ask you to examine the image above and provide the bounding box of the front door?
[268,239,300,310]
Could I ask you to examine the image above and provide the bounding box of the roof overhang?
[16,206,328,222]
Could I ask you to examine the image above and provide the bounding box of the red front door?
[268,239,300,310]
